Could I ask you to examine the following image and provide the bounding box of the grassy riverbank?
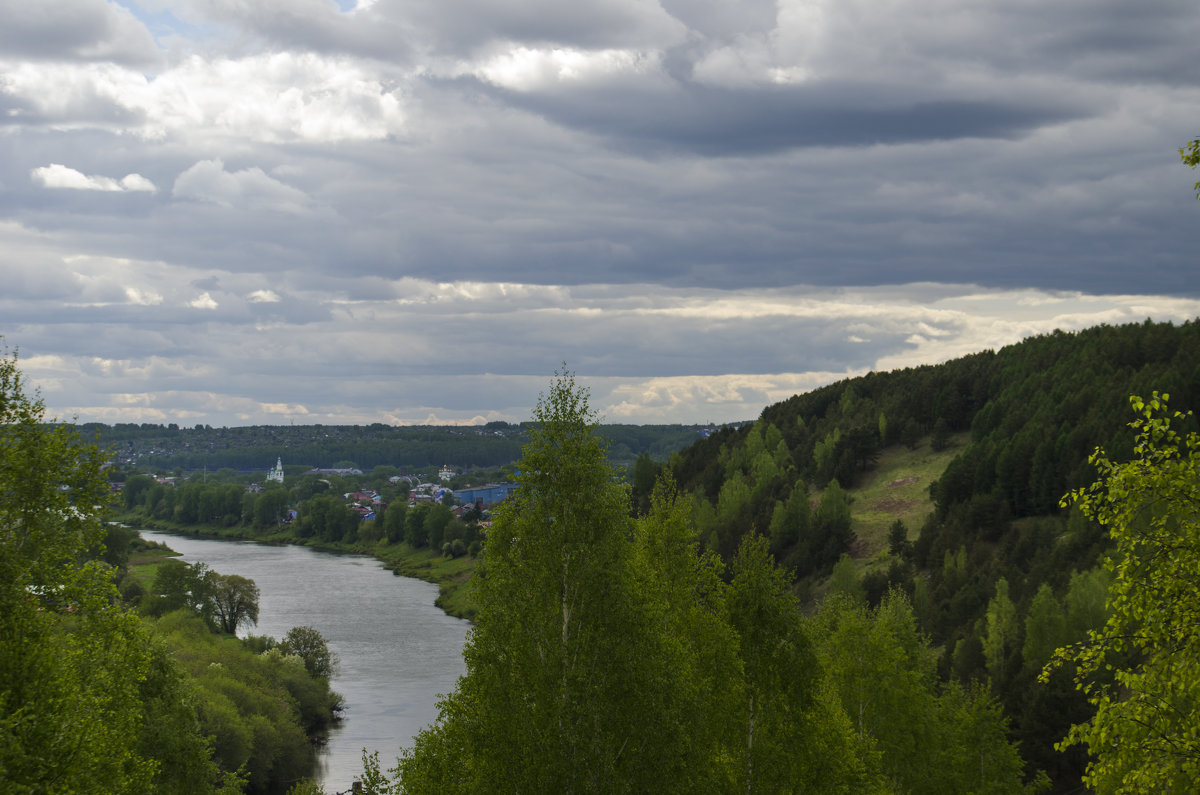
[122,537,183,591]
[115,514,479,620]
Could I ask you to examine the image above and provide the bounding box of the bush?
[279,626,337,680]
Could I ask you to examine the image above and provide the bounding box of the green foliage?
[728,533,876,792]
[155,610,342,792]
[771,480,810,547]
[425,503,452,551]
[1063,566,1109,639]
[1022,584,1066,672]
[813,427,842,481]
[1046,393,1200,791]
[399,371,672,791]
[0,344,222,794]
[811,592,1036,793]
[252,488,290,529]
[404,502,430,547]
[827,553,865,604]
[146,560,260,636]
[124,473,157,511]
[629,451,660,515]
[149,559,217,622]
[983,578,1019,684]
[301,494,358,542]
[359,749,394,795]
[383,499,407,543]
[210,573,260,635]
[279,626,337,680]
[887,519,910,558]
[631,474,744,788]
[397,373,1022,793]
[90,420,701,475]
[1182,137,1200,198]
[930,417,951,452]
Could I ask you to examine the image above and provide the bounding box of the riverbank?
[131,529,469,790]
[113,514,479,620]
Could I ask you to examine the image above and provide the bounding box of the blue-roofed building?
[455,483,518,506]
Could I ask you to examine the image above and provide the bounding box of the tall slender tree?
[727,533,877,793]
[397,371,677,792]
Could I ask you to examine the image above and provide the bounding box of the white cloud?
[471,46,657,90]
[12,269,1199,427]
[153,53,405,143]
[601,371,859,423]
[31,163,156,193]
[260,402,310,416]
[189,292,219,309]
[124,287,163,306]
[1,53,405,143]
[173,159,314,214]
[120,173,157,192]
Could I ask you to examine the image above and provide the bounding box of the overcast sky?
[2,0,1198,428]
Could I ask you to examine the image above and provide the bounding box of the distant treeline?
[85,420,711,472]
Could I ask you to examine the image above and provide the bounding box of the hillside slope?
[663,318,1200,790]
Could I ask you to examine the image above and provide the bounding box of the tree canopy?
[397,371,678,791]
[392,371,1032,793]
[1045,393,1200,791]
[1183,137,1200,198]
[0,344,225,793]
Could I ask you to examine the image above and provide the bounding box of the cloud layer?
[2,0,1197,426]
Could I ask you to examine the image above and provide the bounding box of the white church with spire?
[267,457,285,483]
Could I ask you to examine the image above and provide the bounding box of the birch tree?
[1046,392,1200,791]
[397,371,675,792]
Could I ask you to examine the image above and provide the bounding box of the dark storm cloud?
[482,78,1087,155]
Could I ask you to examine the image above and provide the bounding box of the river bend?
[139,531,469,790]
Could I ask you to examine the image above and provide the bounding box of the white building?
[439,465,454,482]
[267,457,285,483]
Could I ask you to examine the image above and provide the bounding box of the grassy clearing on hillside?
[845,432,968,561]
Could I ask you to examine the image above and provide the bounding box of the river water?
[138,531,469,791]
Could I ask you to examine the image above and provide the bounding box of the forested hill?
[671,319,1200,569]
[663,318,1200,788]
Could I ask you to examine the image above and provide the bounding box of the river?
[138,531,469,791]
